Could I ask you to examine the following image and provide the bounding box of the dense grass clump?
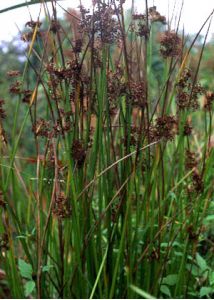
[0,0,214,298]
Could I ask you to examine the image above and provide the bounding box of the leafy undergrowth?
[0,0,214,298]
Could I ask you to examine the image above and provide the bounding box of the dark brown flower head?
[22,90,32,104]
[73,39,83,53]
[0,127,7,144]
[136,24,150,38]
[176,69,204,111]
[107,66,126,105]
[185,150,197,170]
[52,192,71,219]
[21,31,41,42]
[149,6,166,24]
[130,126,141,146]
[132,13,145,20]
[186,224,199,241]
[183,120,193,136]
[0,99,6,119]
[71,140,86,168]
[80,3,121,44]
[0,233,9,251]
[160,31,181,58]
[50,20,61,33]
[155,115,178,141]
[57,110,72,133]
[32,119,51,138]
[46,60,81,83]
[192,169,204,193]
[25,20,42,29]
[7,70,21,77]
[177,68,192,89]
[204,91,214,111]
[0,191,6,209]
[9,81,22,94]
[129,81,147,108]
[148,124,158,142]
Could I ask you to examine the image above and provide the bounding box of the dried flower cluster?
[185,150,204,193]
[46,60,81,83]
[0,232,9,252]
[203,91,214,111]
[154,115,178,141]
[107,66,127,112]
[8,75,33,104]
[192,169,204,193]
[0,99,6,120]
[148,6,166,24]
[160,31,181,58]
[183,119,193,136]
[176,69,204,110]
[185,150,198,170]
[133,6,166,39]
[21,20,42,42]
[9,81,22,94]
[0,191,6,209]
[7,70,21,77]
[71,140,86,168]
[33,119,51,138]
[80,3,121,44]
[129,126,141,146]
[129,81,147,108]
[52,192,71,219]
[50,20,61,34]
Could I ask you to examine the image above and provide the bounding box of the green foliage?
[18,259,33,280]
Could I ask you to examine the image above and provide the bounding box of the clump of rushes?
[0,0,214,299]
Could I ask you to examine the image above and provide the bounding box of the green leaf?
[200,286,212,297]
[18,259,33,280]
[160,285,171,297]
[162,274,178,286]
[186,264,199,277]
[42,265,53,272]
[196,253,208,272]
[24,281,35,297]
[209,272,214,286]
[205,215,214,222]
[129,284,155,299]
[16,235,27,240]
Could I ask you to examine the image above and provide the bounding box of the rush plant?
[0,0,214,298]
